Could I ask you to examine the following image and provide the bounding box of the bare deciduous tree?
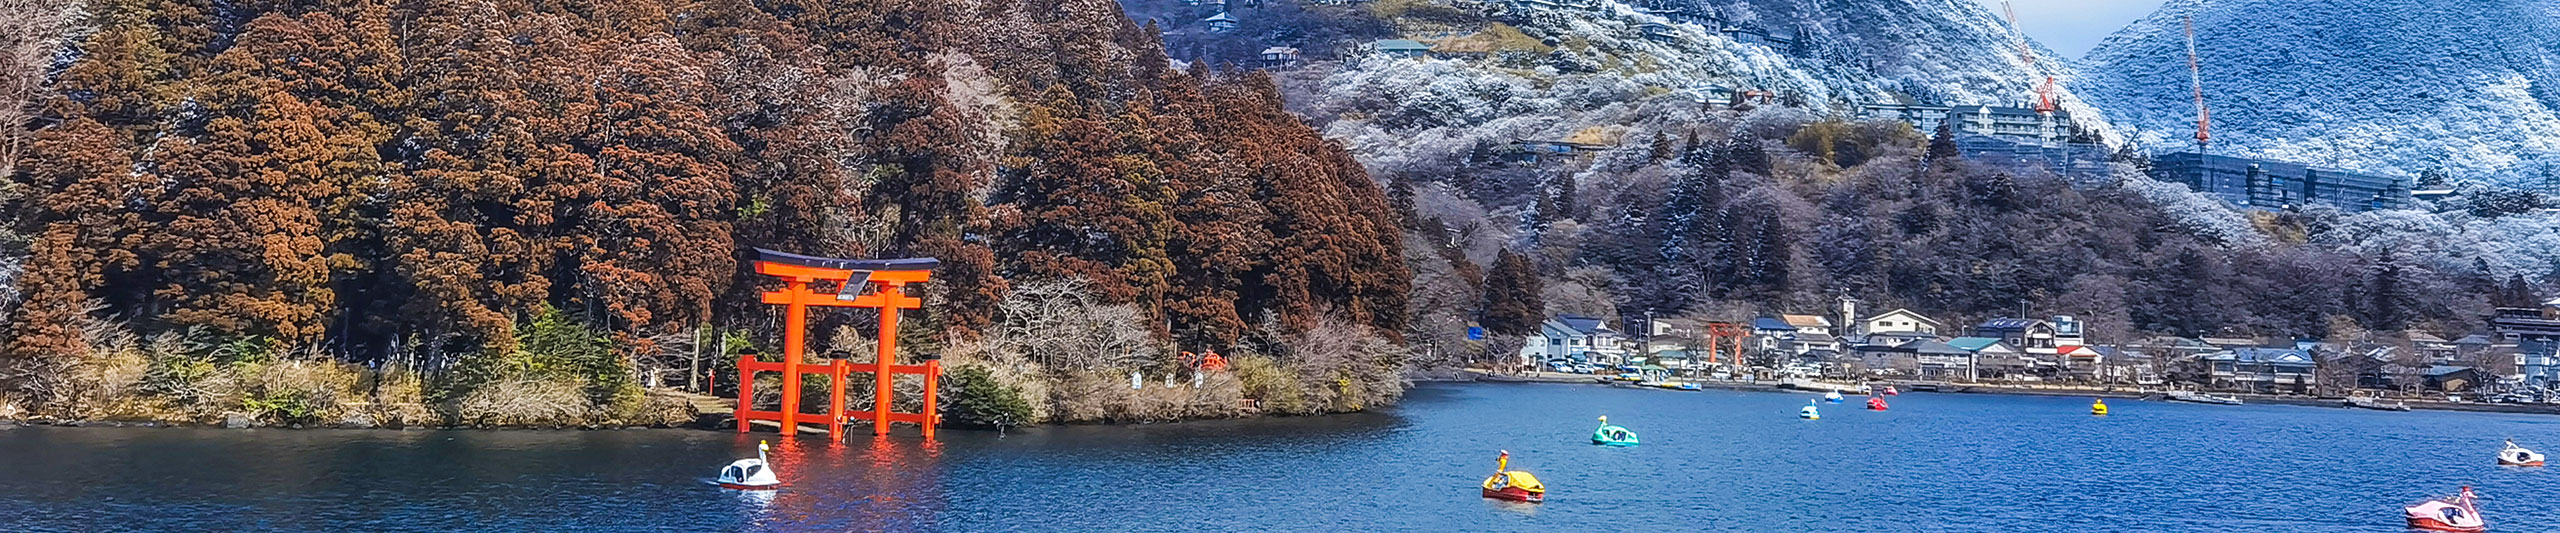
[0,0,86,178]
[987,278,1155,371]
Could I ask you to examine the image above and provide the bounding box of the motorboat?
[1643,381,1701,391]
[713,440,782,491]
[2165,390,2242,405]
[2346,396,2413,411]
[2403,486,2484,532]
[1799,400,1820,420]
[1865,396,1888,411]
[1882,386,1900,396]
[1481,450,1546,503]
[2091,399,2109,416]
[2500,440,2544,467]
[1824,391,1844,403]
[1591,416,1639,447]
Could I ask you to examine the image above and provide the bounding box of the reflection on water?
[0,384,2555,532]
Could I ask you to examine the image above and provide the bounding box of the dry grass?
[454,378,592,427]
[1045,370,1247,423]
[365,370,438,428]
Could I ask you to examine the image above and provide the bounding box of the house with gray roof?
[1896,338,1973,381]
[1516,314,1628,367]
[2203,347,2314,393]
[1370,39,1431,59]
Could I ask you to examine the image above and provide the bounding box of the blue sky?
[1972,0,2169,59]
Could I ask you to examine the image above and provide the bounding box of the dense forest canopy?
[0,0,1407,412]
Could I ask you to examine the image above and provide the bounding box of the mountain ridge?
[2077,0,2560,182]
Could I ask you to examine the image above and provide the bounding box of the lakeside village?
[1492,296,2560,410]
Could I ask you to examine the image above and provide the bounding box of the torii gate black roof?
[752,248,939,272]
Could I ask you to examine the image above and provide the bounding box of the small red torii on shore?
[734,248,941,441]
[1703,321,1750,366]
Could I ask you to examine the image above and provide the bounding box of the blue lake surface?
[1,383,2556,532]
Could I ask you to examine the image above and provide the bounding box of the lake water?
[2,383,2556,532]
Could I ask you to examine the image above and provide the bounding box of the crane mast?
[2004,1,2060,145]
[2186,14,2212,192]
[2186,14,2211,150]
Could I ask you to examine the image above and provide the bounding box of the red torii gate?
[735,248,941,441]
[1703,321,1751,367]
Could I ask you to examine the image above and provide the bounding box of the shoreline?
[1456,369,2560,415]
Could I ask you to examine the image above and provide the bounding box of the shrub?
[234,358,363,425]
[1230,353,1309,415]
[940,364,1034,428]
[433,306,643,425]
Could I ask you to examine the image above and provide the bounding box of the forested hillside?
[1384,99,2518,359]
[0,0,1407,425]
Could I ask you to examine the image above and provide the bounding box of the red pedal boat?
[1480,450,1546,503]
[2404,486,2485,532]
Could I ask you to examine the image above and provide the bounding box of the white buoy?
[714,440,782,490]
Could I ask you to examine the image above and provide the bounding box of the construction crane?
[2185,14,2211,154]
[2003,1,2061,144]
[2186,14,2211,187]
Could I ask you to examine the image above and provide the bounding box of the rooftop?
[1947,337,2010,352]
[2425,365,2476,377]
[1781,314,1832,328]
[1866,308,1940,327]
[2207,347,2312,364]
[1976,318,2045,335]
[1554,315,1613,335]
[1373,39,1430,52]
[1895,339,1968,355]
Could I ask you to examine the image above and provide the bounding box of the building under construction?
[2149,152,2411,212]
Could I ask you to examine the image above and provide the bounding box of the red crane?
[2004,2,2060,115]
[2186,14,2211,150]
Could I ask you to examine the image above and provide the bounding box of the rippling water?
[2,383,2556,532]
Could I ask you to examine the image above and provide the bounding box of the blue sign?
[1466,326,1485,341]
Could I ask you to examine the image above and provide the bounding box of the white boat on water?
[713,441,782,491]
[2500,440,2545,467]
[2166,391,2242,405]
[2346,395,2412,411]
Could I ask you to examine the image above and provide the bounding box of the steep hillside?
[0,0,1410,421]
[2077,0,2560,181]
[1262,0,2110,193]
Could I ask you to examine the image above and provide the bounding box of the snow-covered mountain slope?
[2076,0,2560,182]
[1294,0,2108,177]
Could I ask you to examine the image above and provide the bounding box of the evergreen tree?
[2499,275,2538,308]
[1727,135,1770,177]
[2364,253,2414,331]
[1925,121,1959,170]
[1480,248,1543,336]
